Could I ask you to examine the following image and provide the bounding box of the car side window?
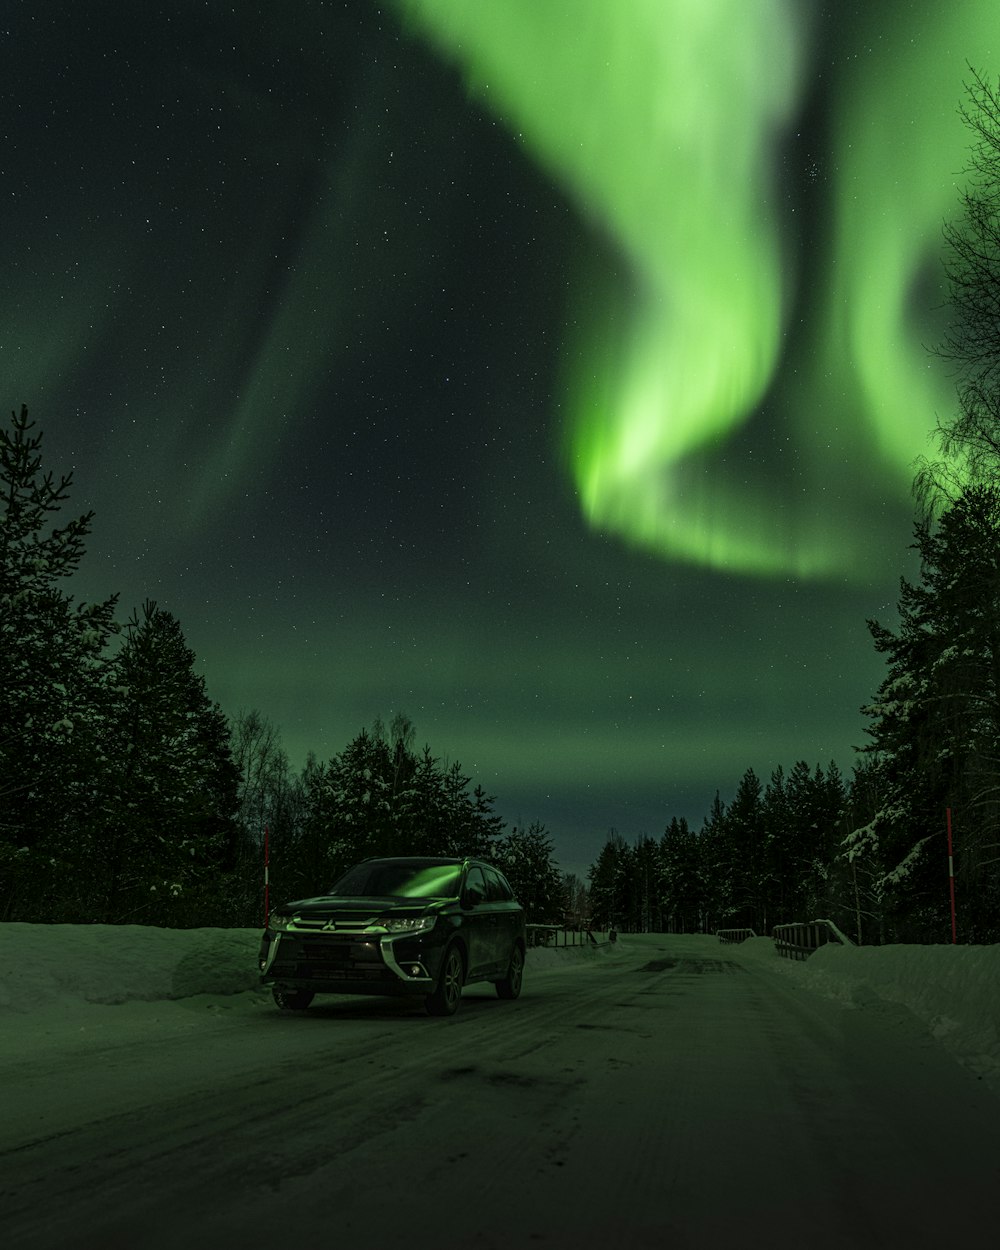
[480,870,505,900]
[490,867,516,901]
[464,866,488,906]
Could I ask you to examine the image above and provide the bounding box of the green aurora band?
[391,0,1000,579]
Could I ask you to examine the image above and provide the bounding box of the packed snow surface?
[1,922,997,1095]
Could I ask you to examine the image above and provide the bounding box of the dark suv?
[258,856,526,1016]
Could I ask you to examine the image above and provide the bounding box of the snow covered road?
[2,932,998,1249]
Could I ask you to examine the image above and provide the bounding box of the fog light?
[410,965,422,975]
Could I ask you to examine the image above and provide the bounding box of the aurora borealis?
[2,2,994,872]
[394,0,997,576]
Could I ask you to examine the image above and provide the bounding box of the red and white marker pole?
[264,824,270,928]
[946,807,957,944]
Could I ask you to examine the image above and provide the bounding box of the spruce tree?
[98,600,240,923]
[761,765,793,929]
[0,405,119,921]
[659,816,700,933]
[726,768,764,930]
[227,708,301,925]
[697,791,729,933]
[836,759,889,945]
[587,829,629,929]
[863,487,1000,940]
[495,822,562,924]
[631,835,660,932]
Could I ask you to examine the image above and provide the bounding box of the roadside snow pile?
[0,923,261,1012]
[1,920,996,1096]
[0,922,615,1015]
[735,935,1000,1095]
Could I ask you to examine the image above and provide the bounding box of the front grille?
[290,965,393,981]
[299,938,356,960]
[290,916,379,933]
[271,935,394,982]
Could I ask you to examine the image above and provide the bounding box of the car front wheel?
[272,987,315,1011]
[495,943,524,1000]
[426,944,464,1016]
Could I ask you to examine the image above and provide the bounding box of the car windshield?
[329,861,463,899]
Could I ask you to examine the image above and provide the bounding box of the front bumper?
[259,928,442,996]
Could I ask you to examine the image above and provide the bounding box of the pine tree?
[761,765,792,929]
[834,759,888,945]
[560,871,590,927]
[587,829,630,929]
[659,817,700,933]
[227,708,302,925]
[495,822,562,924]
[863,487,1000,941]
[780,761,845,921]
[301,716,505,883]
[96,600,240,924]
[295,754,353,897]
[632,835,660,932]
[726,769,765,930]
[434,769,505,861]
[394,745,447,855]
[698,791,729,933]
[318,727,394,861]
[0,405,119,921]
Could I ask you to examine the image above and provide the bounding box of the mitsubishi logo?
[322,920,337,931]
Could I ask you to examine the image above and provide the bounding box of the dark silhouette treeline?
[0,406,565,926]
[236,707,566,928]
[587,761,856,939]
[584,481,1000,945]
[585,742,998,945]
[4,400,998,942]
[585,480,1000,947]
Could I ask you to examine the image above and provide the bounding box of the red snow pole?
[946,808,957,944]
[263,824,270,928]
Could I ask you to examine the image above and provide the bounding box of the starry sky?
[3,1,998,877]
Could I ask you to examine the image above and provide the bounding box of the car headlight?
[379,915,437,934]
[267,912,292,932]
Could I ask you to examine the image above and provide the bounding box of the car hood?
[276,895,447,920]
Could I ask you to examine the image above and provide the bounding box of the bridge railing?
[526,924,601,948]
[716,928,758,943]
[772,918,855,960]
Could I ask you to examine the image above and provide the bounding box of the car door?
[484,866,521,970]
[462,865,500,978]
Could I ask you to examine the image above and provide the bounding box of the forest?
[0,412,563,928]
[3,73,1000,941]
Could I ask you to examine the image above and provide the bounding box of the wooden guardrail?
[772,918,855,960]
[526,924,601,948]
[716,928,758,943]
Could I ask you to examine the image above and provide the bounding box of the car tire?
[425,943,464,1016]
[495,942,524,1000]
[272,987,315,1011]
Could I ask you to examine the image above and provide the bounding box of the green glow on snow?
[391,0,997,578]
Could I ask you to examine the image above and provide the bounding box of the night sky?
[4,2,998,877]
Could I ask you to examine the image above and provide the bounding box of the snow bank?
[0,922,614,1014]
[0,923,261,1012]
[734,934,1000,1095]
[2,922,996,1097]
